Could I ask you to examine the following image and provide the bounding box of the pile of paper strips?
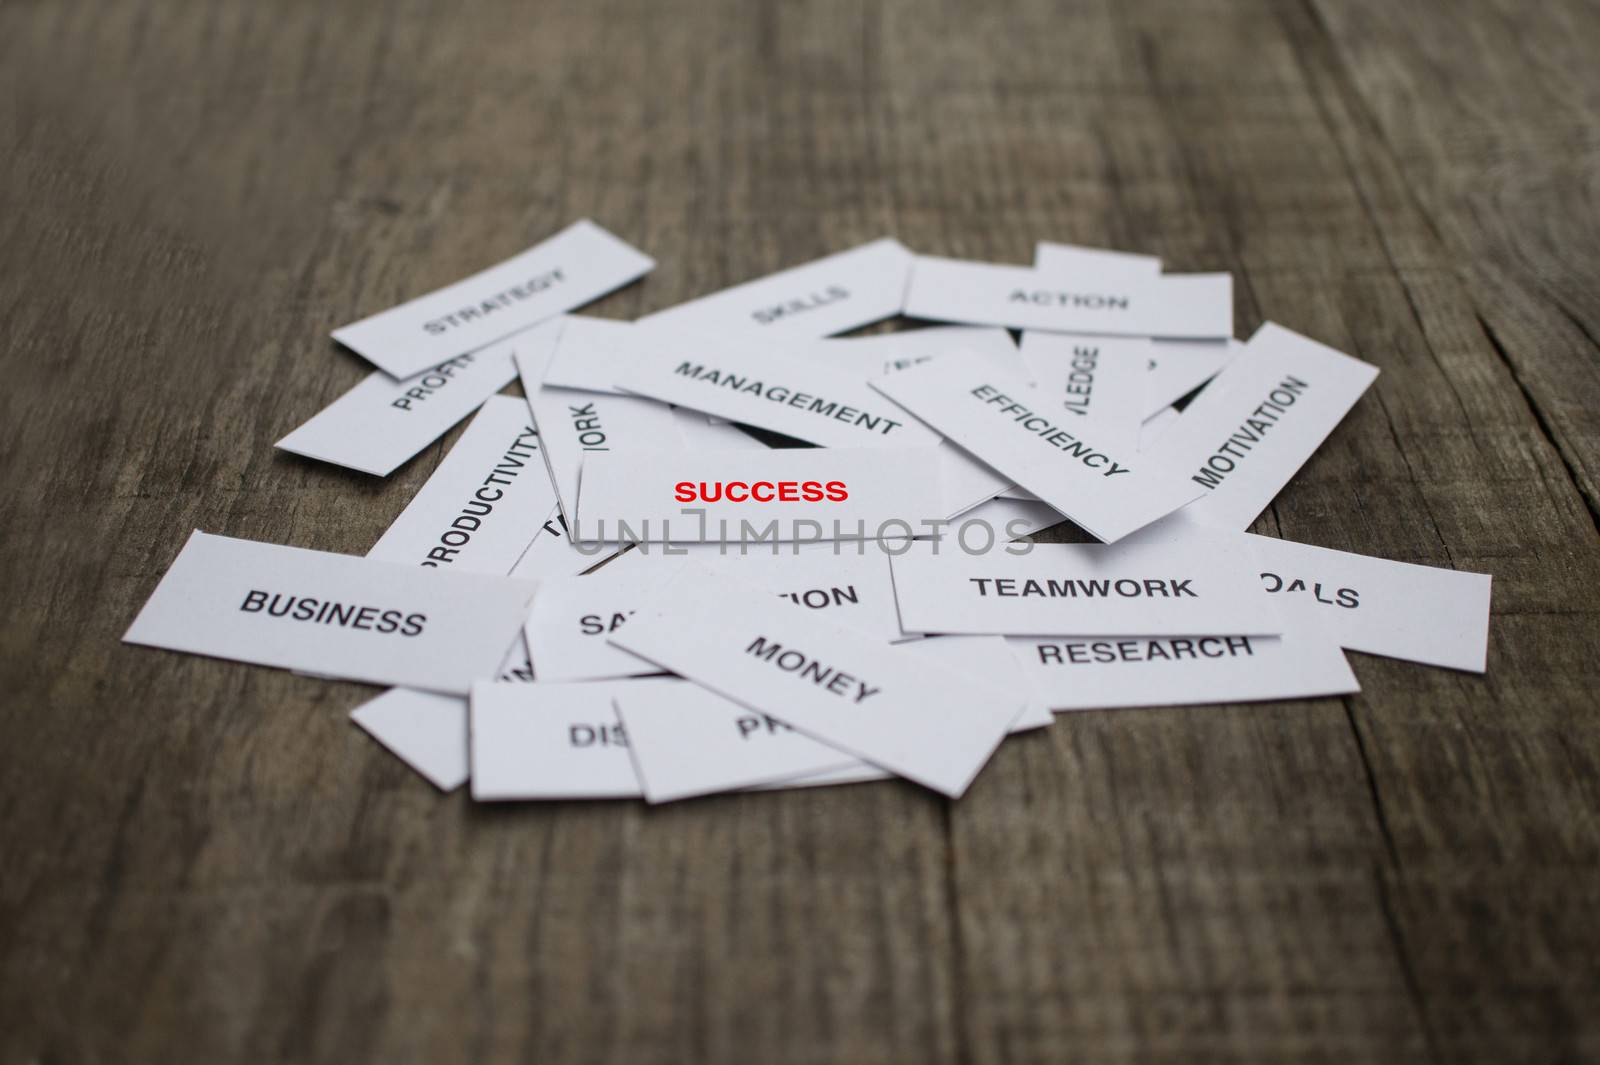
[124,220,1494,801]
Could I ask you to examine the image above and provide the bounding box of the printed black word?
[579,610,635,635]
[970,577,1196,598]
[1034,636,1254,665]
[391,353,476,411]
[567,402,609,450]
[1009,290,1130,310]
[1261,572,1359,608]
[969,384,1130,477]
[423,426,540,567]
[736,713,795,739]
[498,655,535,683]
[569,723,628,748]
[883,356,934,374]
[752,285,849,325]
[239,590,425,636]
[422,269,564,335]
[540,510,572,541]
[745,636,882,704]
[1058,345,1100,415]
[1191,375,1310,489]
[672,362,904,435]
[779,585,859,609]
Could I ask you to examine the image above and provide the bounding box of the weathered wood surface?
[3,0,1598,1062]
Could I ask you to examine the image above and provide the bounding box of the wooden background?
[4,0,1599,1062]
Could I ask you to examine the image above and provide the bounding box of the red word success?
[673,480,849,503]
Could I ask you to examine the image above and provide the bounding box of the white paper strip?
[639,238,913,340]
[871,353,1200,542]
[277,320,560,477]
[604,539,908,643]
[470,680,644,800]
[1246,534,1492,672]
[1007,630,1359,710]
[615,678,860,803]
[574,445,950,543]
[332,219,654,379]
[610,565,1022,796]
[365,396,553,572]
[1020,332,1150,453]
[1144,339,1239,417]
[889,531,1281,637]
[520,355,687,526]
[124,531,535,695]
[351,688,472,791]
[905,256,1231,340]
[1142,323,1379,530]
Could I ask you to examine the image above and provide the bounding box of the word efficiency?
[970,385,1130,476]
[872,353,1200,542]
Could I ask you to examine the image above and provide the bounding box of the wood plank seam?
[1474,313,1600,534]
[1268,9,1505,1061]
[1297,0,1600,536]
[941,801,976,1065]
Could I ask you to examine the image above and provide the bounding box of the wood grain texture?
[2,1,1597,1063]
